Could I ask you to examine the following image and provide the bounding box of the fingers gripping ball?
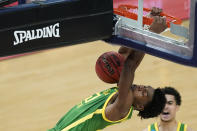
[95,51,125,84]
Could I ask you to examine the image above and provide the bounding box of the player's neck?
[159,119,178,131]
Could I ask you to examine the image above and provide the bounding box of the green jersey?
[48,87,133,131]
[148,122,188,131]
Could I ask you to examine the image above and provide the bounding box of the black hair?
[138,88,166,119]
[162,87,181,105]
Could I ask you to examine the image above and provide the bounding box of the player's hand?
[118,46,133,58]
[150,7,162,17]
[149,16,167,33]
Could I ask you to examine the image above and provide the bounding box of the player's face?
[132,85,154,111]
[160,94,179,122]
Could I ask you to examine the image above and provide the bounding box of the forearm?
[119,57,135,88]
[118,61,135,102]
[133,51,145,69]
[118,50,144,99]
[127,50,145,71]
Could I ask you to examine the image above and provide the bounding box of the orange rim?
[113,5,182,27]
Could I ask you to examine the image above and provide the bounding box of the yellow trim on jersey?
[149,122,187,131]
[154,122,159,131]
[177,122,181,131]
[184,124,187,131]
[101,91,133,123]
[62,109,102,131]
[148,125,151,131]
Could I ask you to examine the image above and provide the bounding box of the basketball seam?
[98,58,117,83]
[108,54,120,79]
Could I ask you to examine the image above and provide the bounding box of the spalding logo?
[13,23,60,45]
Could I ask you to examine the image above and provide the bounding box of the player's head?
[160,87,181,122]
[132,85,166,119]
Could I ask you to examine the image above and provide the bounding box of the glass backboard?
[110,0,197,67]
[0,0,197,67]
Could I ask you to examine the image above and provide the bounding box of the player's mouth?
[160,111,171,120]
[161,111,170,116]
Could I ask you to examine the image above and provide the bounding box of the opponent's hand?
[149,16,167,33]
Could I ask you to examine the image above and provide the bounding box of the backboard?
[0,0,197,67]
[111,0,197,67]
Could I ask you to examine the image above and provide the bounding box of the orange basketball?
[95,51,125,84]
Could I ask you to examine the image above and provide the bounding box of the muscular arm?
[105,48,144,120]
[117,49,145,108]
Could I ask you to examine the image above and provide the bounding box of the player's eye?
[168,101,173,105]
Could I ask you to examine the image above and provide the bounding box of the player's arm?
[105,49,144,120]
[116,50,145,107]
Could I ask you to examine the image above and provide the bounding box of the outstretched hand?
[118,46,145,72]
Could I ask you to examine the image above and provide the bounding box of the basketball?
[95,51,125,84]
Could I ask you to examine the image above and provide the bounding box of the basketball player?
[48,18,167,131]
[142,87,195,131]
[48,7,167,131]
[48,47,166,131]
